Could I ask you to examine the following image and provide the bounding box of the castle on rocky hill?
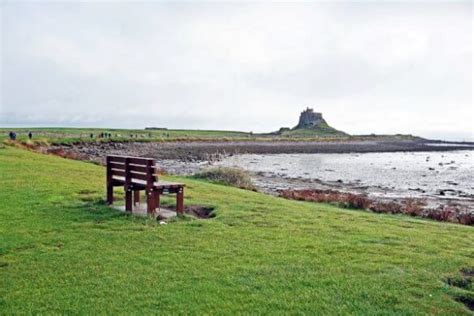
[295,107,327,129]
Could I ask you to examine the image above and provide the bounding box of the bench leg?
[176,188,184,217]
[155,192,160,211]
[133,190,140,206]
[107,184,113,205]
[147,190,155,215]
[125,189,133,212]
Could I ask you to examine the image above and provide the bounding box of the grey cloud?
[0,1,472,140]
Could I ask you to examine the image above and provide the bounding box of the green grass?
[0,146,472,314]
[0,127,255,145]
[0,127,423,146]
[193,167,256,191]
[282,122,347,137]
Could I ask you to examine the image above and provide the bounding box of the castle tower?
[295,107,326,129]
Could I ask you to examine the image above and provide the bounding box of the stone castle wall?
[296,108,326,128]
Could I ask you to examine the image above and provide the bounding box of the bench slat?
[129,171,150,181]
[108,155,154,165]
[129,164,155,173]
[109,161,125,169]
[108,156,126,163]
[111,169,126,177]
[154,181,185,189]
[129,158,154,165]
[110,177,184,189]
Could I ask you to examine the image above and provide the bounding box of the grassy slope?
[283,122,347,137]
[0,147,472,314]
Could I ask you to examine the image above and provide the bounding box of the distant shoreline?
[2,127,473,144]
[44,139,474,163]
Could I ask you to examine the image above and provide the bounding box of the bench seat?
[111,176,185,190]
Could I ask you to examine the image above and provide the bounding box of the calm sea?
[215,150,474,200]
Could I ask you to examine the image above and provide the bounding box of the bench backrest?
[106,155,157,187]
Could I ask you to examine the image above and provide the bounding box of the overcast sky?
[1,1,472,140]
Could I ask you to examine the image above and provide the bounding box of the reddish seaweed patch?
[280,189,473,225]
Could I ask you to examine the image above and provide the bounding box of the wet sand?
[215,151,474,211]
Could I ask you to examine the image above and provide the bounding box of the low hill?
[281,121,347,137]
[273,108,347,137]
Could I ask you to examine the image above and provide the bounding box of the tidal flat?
[213,150,473,209]
[41,140,474,217]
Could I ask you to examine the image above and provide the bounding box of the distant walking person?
[9,132,17,140]
[28,132,32,140]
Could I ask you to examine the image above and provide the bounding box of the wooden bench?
[106,155,185,216]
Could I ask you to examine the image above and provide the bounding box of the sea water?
[215,150,474,199]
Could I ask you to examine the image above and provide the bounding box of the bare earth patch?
[184,205,216,219]
[444,267,474,312]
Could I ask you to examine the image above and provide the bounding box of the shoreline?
[250,172,474,211]
[40,140,474,215]
[45,139,474,163]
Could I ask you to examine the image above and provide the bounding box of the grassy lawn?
[0,127,422,145]
[0,127,256,144]
[0,146,472,314]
